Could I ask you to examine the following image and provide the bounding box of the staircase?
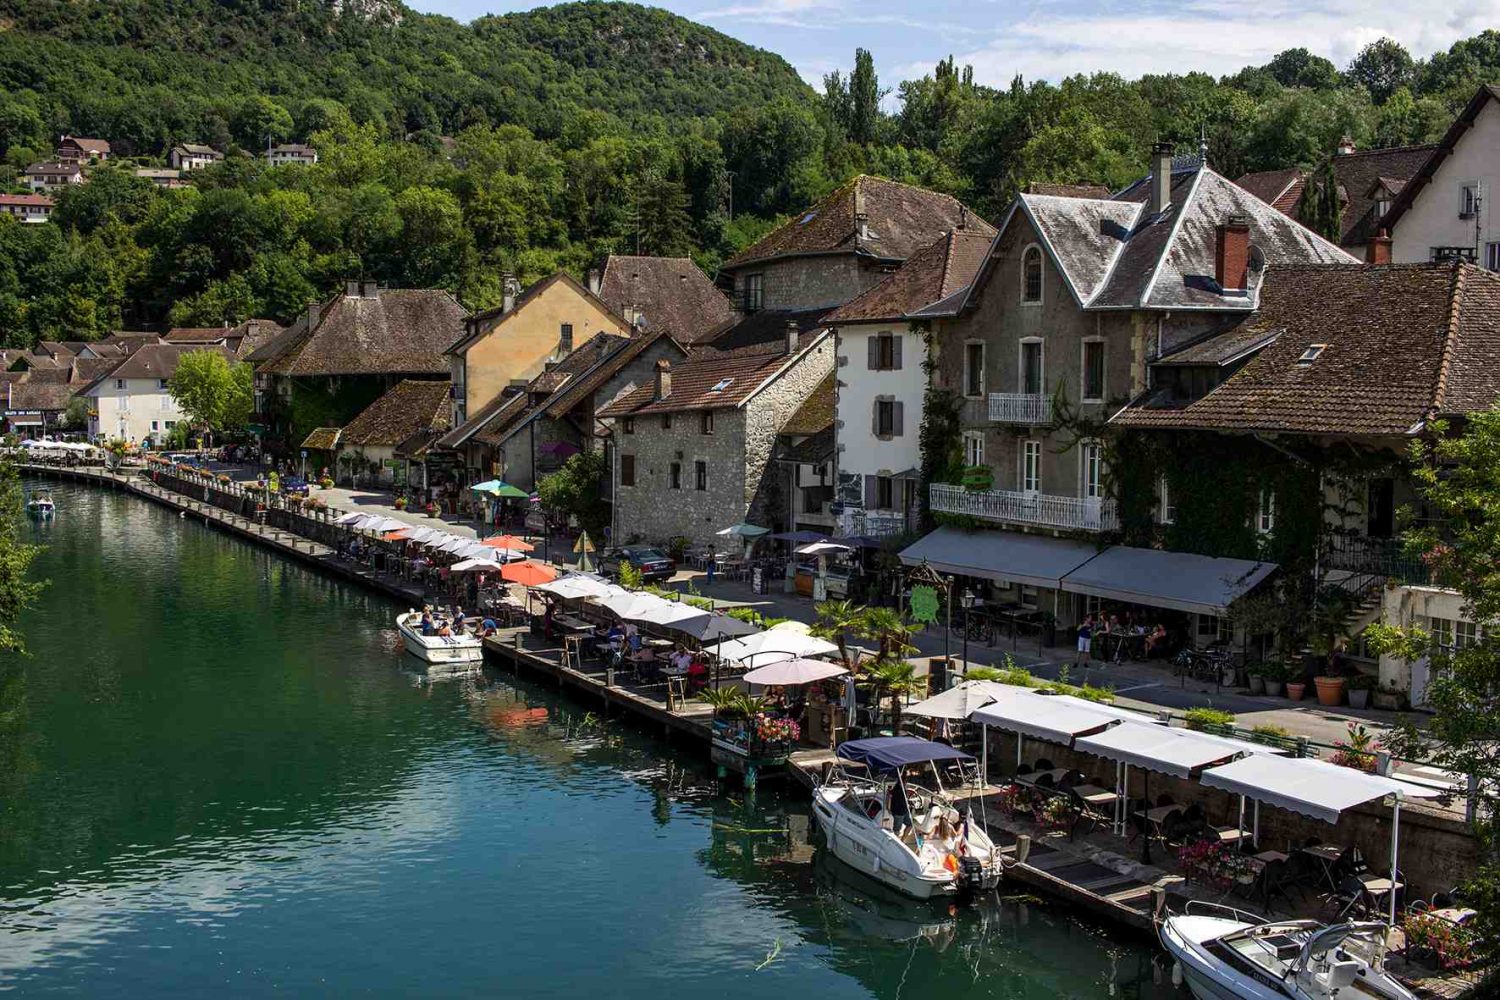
[1296,574,1385,660]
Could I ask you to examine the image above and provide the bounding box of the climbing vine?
[915,323,964,531]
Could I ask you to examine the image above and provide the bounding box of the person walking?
[1076,614,1095,668]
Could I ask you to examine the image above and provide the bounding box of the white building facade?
[832,321,924,536]
[1389,86,1500,270]
[85,375,185,444]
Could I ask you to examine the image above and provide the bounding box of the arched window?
[1022,246,1043,303]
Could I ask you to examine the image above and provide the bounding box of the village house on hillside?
[79,343,235,445]
[168,144,222,171]
[599,325,834,546]
[24,161,83,191]
[1380,85,1500,270]
[135,168,186,189]
[246,281,464,449]
[266,144,318,166]
[0,194,53,223]
[590,254,738,344]
[718,174,989,314]
[55,135,110,162]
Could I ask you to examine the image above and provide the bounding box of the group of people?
[1075,614,1171,667]
[419,603,501,638]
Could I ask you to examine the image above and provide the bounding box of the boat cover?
[837,736,973,774]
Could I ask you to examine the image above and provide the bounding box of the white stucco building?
[82,344,231,445]
[1387,85,1500,270]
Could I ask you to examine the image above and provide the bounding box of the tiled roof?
[1112,262,1500,436]
[1327,144,1437,247]
[84,344,235,389]
[24,162,81,176]
[68,357,117,383]
[165,327,230,342]
[1234,168,1306,213]
[597,256,737,343]
[1380,86,1500,238]
[780,425,835,465]
[824,229,992,323]
[696,307,831,354]
[339,379,451,448]
[598,334,828,417]
[444,391,526,449]
[450,271,623,355]
[60,137,110,155]
[1026,182,1112,200]
[174,144,220,156]
[0,194,54,207]
[782,373,834,435]
[4,380,74,412]
[543,330,685,418]
[253,289,464,377]
[724,175,993,269]
[300,427,342,450]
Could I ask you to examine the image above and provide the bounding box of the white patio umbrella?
[334,511,365,525]
[743,659,848,686]
[450,558,504,572]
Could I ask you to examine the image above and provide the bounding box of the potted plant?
[1373,681,1403,712]
[1330,723,1379,772]
[1245,662,1266,695]
[1284,661,1306,701]
[393,496,408,511]
[1346,672,1374,709]
[1263,660,1287,698]
[1313,670,1346,707]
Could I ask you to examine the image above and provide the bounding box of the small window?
[700,411,714,435]
[1082,341,1104,401]
[560,323,573,352]
[150,420,159,431]
[1021,440,1041,493]
[165,420,176,429]
[709,378,733,392]
[963,430,984,468]
[661,414,672,430]
[669,461,681,490]
[870,333,898,371]
[1486,242,1500,273]
[875,475,894,510]
[1460,184,1480,218]
[742,274,764,312]
[1297,344,1326,365]
[620,454,635,487]
[114,379,125,389]
[158,378,169,390]
[1021,340,1043,396]
[1375,198,1392,219]
[1022,246,1043,303]
[1257,488,1275,534]
[963,342,985,397]
[1158,475,1176,525]
[622,416,635,434]
[875,399,895,437]
[694,460,708,491]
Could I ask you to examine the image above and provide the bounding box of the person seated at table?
[604,622,624,650]
[1145,623,1168,657]
[630,643,658,678]
[686,657,709,692]
[625,623,642,656]
[669,645,693,674]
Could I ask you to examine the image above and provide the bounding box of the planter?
[1373,692,1401,711]
[1314,676,1346,707]
[1248,674,1266,695]
[1265,680,1283,697]
[1285,682,1306,701]
[1348,689,1369,710]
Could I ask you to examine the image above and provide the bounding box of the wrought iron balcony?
[930,482,1118,532]
[987,392,1053,424]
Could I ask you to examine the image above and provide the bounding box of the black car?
[601,546,677,582]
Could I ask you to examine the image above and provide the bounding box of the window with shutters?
[742,273,764,312]
[1020,339,1043,395]
[700,411,714,435]
[875,475,894,509]
[874,398,902,438]
[1021,440,1041,493]
[963,431,984,468]
[1081,440,1103,499]
[1460,183,1480,219]
[1487,241,1500,272]
[1081,339,1104,401]
[694,460,708,491]
[963,341,985,397]
[1022,245,1043,303]
[620,454,636,487]
[1158,475,1175,525]
[869,333,899,370]
[669,461,681,490]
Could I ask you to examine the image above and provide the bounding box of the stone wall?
[732,255,893,312]
[744,336,836,527]
[612,409,749,546]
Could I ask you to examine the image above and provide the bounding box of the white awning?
[713,630,840,665]
[1059,546,1276,616]
[590,592,672,620]
[905,680,1017,720]
[970,690,1152,745]
[634,601,710,628]
[1074,721,1284,779]
[1200,754,1440,825]
[898,527,1099,589]
[533,575,620,601]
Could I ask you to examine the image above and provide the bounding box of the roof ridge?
[1432,261,1466,414]
[936,231,957,296]
[1333,142,1439,160]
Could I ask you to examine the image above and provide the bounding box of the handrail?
[1183,900,1271,925]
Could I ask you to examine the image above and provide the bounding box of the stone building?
[598,327,835,546]
[327,379,452,489]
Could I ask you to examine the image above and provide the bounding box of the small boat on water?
[812,736,1004,900]
[395,610,484,665]
[1157,900,1417,1000]
[26,493,55,519]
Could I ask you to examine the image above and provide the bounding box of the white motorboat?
[812,736,1004,900]
[1157,900,1417,1000]
[26,493,54,518]
[396,610,484,665]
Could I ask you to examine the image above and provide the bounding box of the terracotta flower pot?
[1285,682,1306,701]
[1314,676,1346,707]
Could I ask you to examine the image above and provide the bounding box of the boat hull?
[396,614,484,665]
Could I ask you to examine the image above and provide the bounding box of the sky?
[405,0,1499,97]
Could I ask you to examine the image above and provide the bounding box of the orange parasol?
[381,530,411,542]
[500,560,558,586]
[481,534,536,552]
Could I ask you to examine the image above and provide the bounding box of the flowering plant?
[995,783,1023,817]
[1177,838,1232,889]
[1331,722,1380,772]
[1036,795,1072,829]
[754,714,799,743]
[1405,912,1476,969]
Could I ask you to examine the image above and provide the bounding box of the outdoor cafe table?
[1072,784,1120,808]
[1018,767,1071,787]
[1300,843,1345,890]
[553,614,595,635]
[1214,825,1251,848]
[1134,804,1180,845]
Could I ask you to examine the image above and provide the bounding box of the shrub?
[1250,723,1291,745]
[683,595,714,611]
[724,606,759,624]
[1184,707,1236,730]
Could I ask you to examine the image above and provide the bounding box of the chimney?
[1337,135,1356,156]
[1150,141,1174,216]
[501,272,517,314]
[653,359,672,401]
[307,300,322,329]
[362,280,379,299]
[587,268,602,295]
[246,319,260,338]
[855,211,870,243]
[785,321,799,356]
[1214,213,1252,292]
[1367,228,1392,265]
[345,279,361,297]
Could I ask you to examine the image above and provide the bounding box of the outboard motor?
[957,856,986,896]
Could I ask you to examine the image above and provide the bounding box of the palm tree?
[863,656,925,735]
[811,599,863,671]
[855,606,917,660]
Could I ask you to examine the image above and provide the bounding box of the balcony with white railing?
[930,482,1118,532]
[987,392,1053,425]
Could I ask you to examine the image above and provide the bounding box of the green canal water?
[0,482,1183,998]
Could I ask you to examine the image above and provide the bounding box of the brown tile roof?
[164,327,231,342]
[0,194,55,207]
[1026,182,1113,200]
[448,271,624,355]
[59,137,110,156]
[597,256,737,343]
[825,229,992,323]
[231,318,284,356]
[254,289,464,377]
[68,357,117,383]
[1380,85,1500,239]
[4,380,75,412]
[452,392,528,449]
[1112,262,1500,436]
[724,175,993,269]
[696,307,830,354]
[598,333,828,417]
[1327,144,1437,247]
[300,427,342,450]
[543,330,686,419]
[80,344,236,392]
[1234,168,1306,213]
[781,373,833,435]
[339,379,451,448]
[36,341,77,358]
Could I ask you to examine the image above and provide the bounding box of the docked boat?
[812,736,1004,900]
[1157,900,1417,1000]
[395,610,484,665]
[26,493,54,519]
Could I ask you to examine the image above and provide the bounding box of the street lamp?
[960,586,976,679]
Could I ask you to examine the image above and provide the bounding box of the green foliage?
[0,459,44,655]
[723,606,760,624]
[167,352,253,436]
[1184,706,1236,730]
[617,560,643,590]
[534,449,609,542]
[1295,157,1344,243]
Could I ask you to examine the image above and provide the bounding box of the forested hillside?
[0,0,1496,345]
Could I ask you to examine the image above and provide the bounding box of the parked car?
[280,477,311,497]
[601,546,676,582]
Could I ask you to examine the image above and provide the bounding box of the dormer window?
[1297,344,1326,365]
